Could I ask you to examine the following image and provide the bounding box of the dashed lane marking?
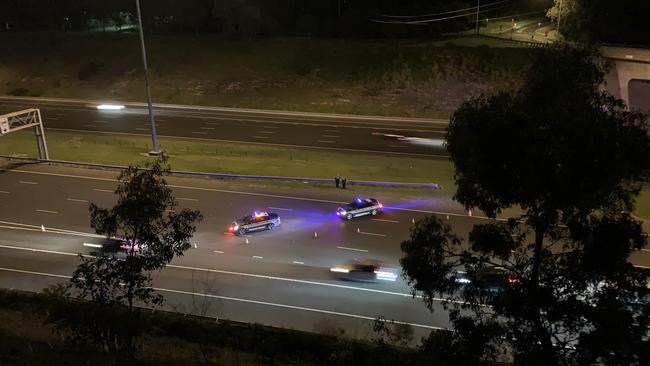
[83,124,96,128]
[253,255,264,259]
[19,181,38,185]
[92,188,113,193]
[200,127,216,130]
[268,207,293,211]
[191,131,208,135]
[357,231,386,237]
[317,140,336,144]
[66,198,88,203]
[371,218,399,223]
[177,197,199,202]
[337,246,368,253]
[35,209,58,214]
[252,135,269,139]
[213,250,224,254]
[48,117,60,120]
[322,135,340,138]
[259,131,276,134]
[292,261,304,265]
[324,129,340,132]
[135,128,148,131]
[0,190,9,194]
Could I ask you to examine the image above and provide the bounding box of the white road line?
[357,231,386,237]
[317,140,336,144]
[2,168,497,220]
[204,122,221,126]
[337,246,369,253]
[252,135,269,139]
[200,127,216,130]
[641,249,650,252]
[135,128,148,131]
[0,267,71,279]
[83,243,102,248]
[48,117,60,120]
[263,126,279,129]
[213,250,224,254]
[371,218,399,223]
[66,198,88,203]
[19,181,38,185]
[0,190,9,194]
[35,209,58,214]
[268,207,293,211]
[253,255,264,259]
[322,135,340,138]
[324,129,340,132]
[94,120,109,124]
[259,131,276,134]
[191,131,208,135]
[93,188,113,193]
[83,124,96,128]
[292,261,304,265]
[0,222,103,238]
[634,264,650,269]
[156,287,446,330]
[177,197,199,202]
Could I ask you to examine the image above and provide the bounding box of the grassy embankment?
[0,32,535,118]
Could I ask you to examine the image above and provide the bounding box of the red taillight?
[228,227,234,231]
[508,277,520,284]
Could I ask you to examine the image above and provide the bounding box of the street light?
[135,0,159,155]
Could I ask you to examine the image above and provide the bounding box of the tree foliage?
[51,155,202,355]
[401,46,650,365]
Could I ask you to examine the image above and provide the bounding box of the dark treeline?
[0,0,530,38]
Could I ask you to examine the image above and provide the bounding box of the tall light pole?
[475,0,481,35]
[135,0,159,155]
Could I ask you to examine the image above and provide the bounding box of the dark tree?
[401,46,650,365]
[51,155,202,355]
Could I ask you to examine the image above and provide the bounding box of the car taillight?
[379,203,383,208]
[508,277,520,284]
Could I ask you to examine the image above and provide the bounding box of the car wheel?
[346,213,353,220]
[237,228,246,235]
[371,209,377,216]
[267,223,275,230]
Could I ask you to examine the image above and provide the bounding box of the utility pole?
[135,0,159,155]
[475,0,480,35]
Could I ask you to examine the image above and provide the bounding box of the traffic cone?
[314,231,318,238]
[446,215,449,220]
[41,224,45,232]
[193,243,197,249]
[245,238,249,244]
[411,218,415,224]
[357,227,360,233]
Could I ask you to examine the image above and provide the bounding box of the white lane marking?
[634,264,650,269]
[253,255,264,259]
[92,188,113,193]
[371,218,399,223]
[641,249,650,252]
[357,230,386,237]
[19,181,38,185]
[35,209,58,214]
[48,117,60,120]
[259,131,276,134]
[213,250,224,254]
[67,198,88,203]
[83,243,102,248]
[337,246,368,253]
[0,244,83,257]
[324,129,340,132]
[204,122,220,125]
[94,120,109,124]
[252,135,269,139]
[292,261,304,265]
[322,135,340,138]
[135,128,148,131]
[0,221,103,238]
[0,267,446,330]
[268,207,293,211]
[2,168,497,220]
[157,287,447,331]
[46,128,443,158]
[191,131,208,135]
[200,127,216,130]
[0,190,9,194]
[317,140,336,144]
[263,126,279,129]
[83,124,96,128]
[177,197,199,202]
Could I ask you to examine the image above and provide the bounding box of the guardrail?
[0,155,442,189]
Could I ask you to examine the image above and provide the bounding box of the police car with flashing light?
[336,197,383,220]
[228,211,281,235]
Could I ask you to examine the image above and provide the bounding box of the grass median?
[0,129,454,186]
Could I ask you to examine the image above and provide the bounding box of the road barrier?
[0,155,442,189]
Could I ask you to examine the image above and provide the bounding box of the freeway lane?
[0,97,449,157]
[1,162,648,337]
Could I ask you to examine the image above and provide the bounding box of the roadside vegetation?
[0,32,536,118]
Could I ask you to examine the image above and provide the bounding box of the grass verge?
[0,129,455,187]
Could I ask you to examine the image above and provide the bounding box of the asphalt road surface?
[0,162,648,339]
[0,97,449,157]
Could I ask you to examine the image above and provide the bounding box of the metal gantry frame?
[0,108,49,160]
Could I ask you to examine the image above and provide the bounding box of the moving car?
[330,259,397,282]
[454,266,520,293]
[228,211,281,235]
[99,238,146,254]
[336,197,383,220]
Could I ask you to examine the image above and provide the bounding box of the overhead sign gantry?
[0,108,49,160]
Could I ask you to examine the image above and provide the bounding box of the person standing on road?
[342,177,347,189]
[335,176,340,188]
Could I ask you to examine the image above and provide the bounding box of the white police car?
[336,197,383,220]
[228,211,281,235]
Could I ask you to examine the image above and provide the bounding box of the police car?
[228,211,281,235]
[336,197,383,220]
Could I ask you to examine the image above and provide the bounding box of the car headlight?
[330,267,349,273]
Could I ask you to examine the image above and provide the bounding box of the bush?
[78,60,105,81]
[7,87,30,96]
